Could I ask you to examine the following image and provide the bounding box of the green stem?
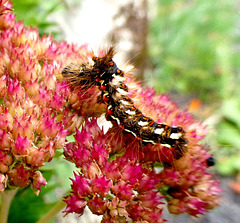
[36,200,66,223]
[0,189,18,223]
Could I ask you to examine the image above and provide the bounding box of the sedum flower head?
[0,1,88,195]
[64,119,165,222]
[63,114,220,221]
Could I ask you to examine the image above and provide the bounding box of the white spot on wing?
[125,110,135,115]
[110,76,124,86]
[170,133,182,139]
[114,75,124,81]
[154,128,164,135]
[120,100,131,106]
[138,121,149,126]
[116,88,128,95]
[161,144,171,148]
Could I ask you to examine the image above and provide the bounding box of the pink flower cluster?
[0,1,221,221]
[63,99,221,221]
[0,1,86,195]
[64,119,165,222]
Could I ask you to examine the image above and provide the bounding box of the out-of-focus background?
[10,0,240,222]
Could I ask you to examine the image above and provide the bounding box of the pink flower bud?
[12,135,30,159]
[32,87,51,108]
[0,0,12,15]
[92,175,112,196]
[71,173,92,197]
[121,165,143,185]
[63,195,87,216]
[0,174,8,192]
[25,147,45,168]
[0,129,12,150]
[36,113,60,138]
[24,79,39,97]
[111,180,133,200]
[88,195,107,215]
[12,115,34,140]
[0,151,13,173]
[44,72,56,90]
[30,171,47,196]
[18,58,38,82]
[82,162,102,179]
[7,78,25,100]
[0,73,7,98]
[53,128,68,150]
[50,93,65,112]
[0,107,13,131]
[6,99,24,118]
[8,163,31,188]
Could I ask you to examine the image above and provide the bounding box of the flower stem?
[36,200,66,223]
[0,189,18,223]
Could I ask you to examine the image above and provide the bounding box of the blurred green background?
[11,0,62,37]
[9,0,240,221]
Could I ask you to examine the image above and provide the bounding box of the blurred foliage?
[215,97,240,175]
[11,0,64,37]
[148,0,240,176]
[148,0,239,102]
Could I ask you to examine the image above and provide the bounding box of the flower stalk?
[0,189,18,223]
[36,200,66,223]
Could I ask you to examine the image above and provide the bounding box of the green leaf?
[148,0,238,102]
[221,98,240,129]
[217,155,240,176]
[8,172,58,223]
[217,121,240,149]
